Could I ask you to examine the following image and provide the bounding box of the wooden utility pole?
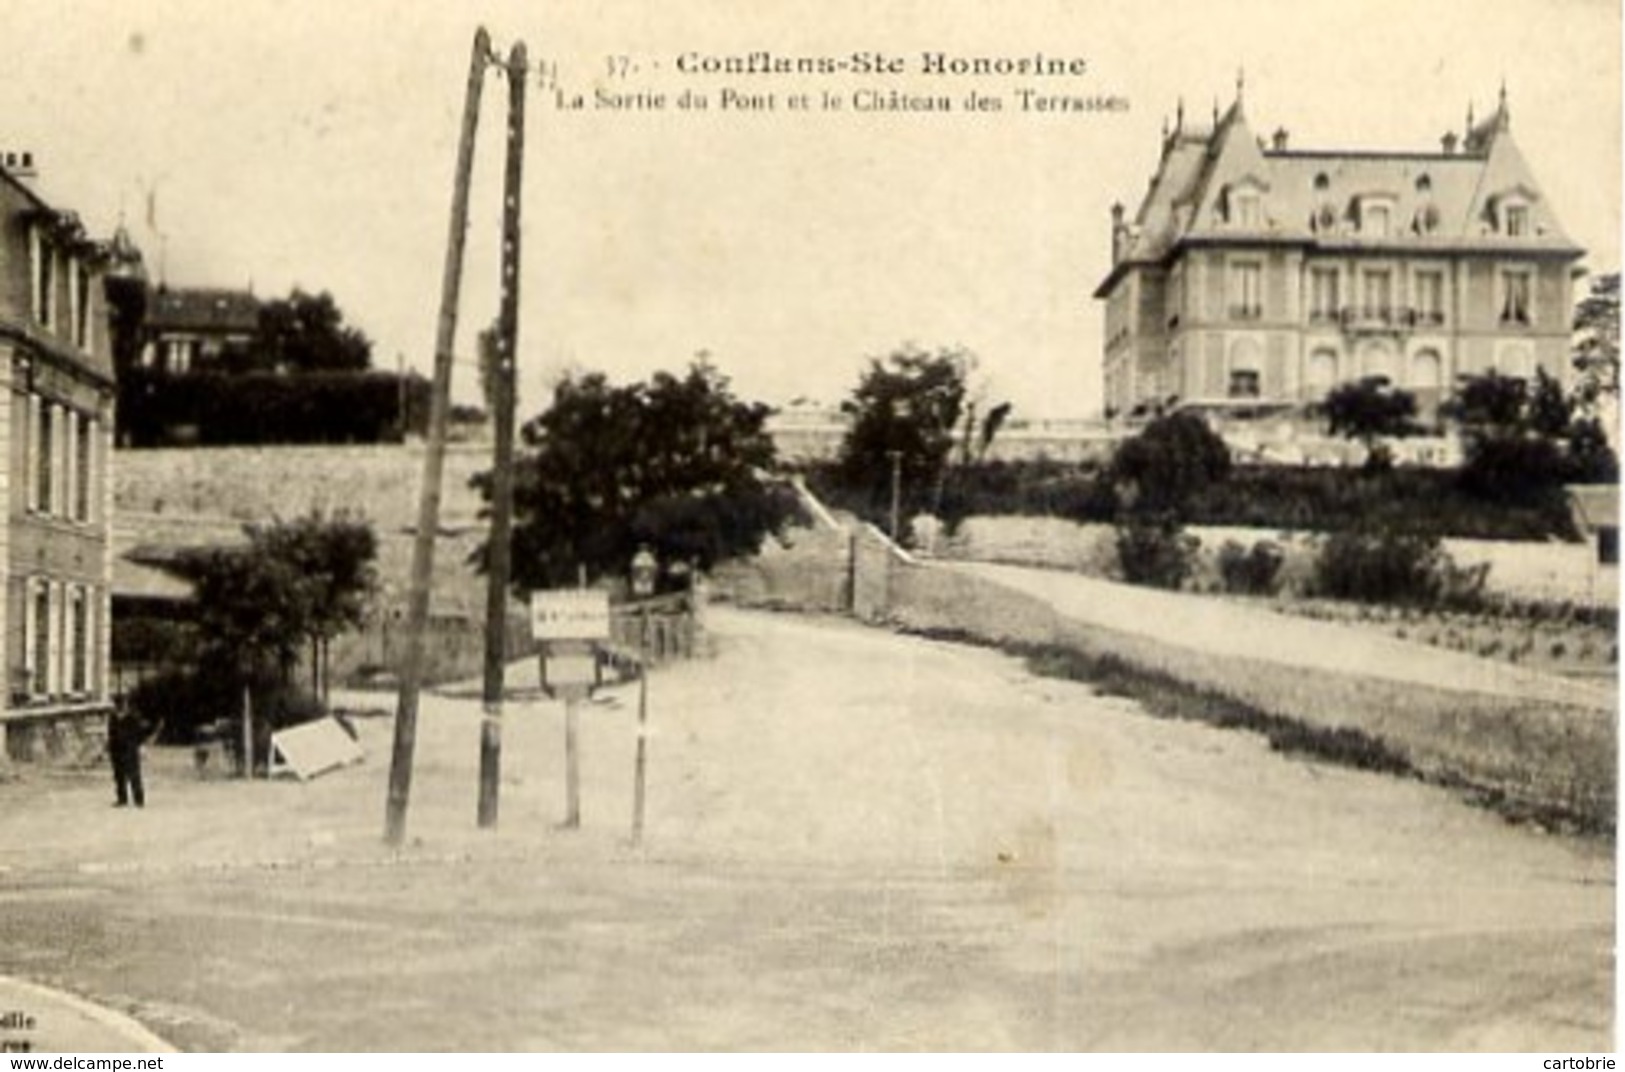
[478,41,527,829]
[385,27,491,847]
[888,449,903,542]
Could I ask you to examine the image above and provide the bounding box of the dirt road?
[0,608,1610,1050]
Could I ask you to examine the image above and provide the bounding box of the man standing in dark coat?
[108,696,146,808]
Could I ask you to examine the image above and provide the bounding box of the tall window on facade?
[74,262,91,350]
[35,403,53,514]
[1309,267,1340,322]
[69,587,88,695]
[31,229,53,328]
[1500,271,1532,324]
[1414,270,1445,325]
[165,338,193,374]
[1230,263,1262,320]
[30,581,49,697]
[1362,268,1393,321]
[63,412,77,526]
[75,417,92,522]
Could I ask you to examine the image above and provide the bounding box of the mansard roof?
[1099,88,1581,297]
[147,286,261,335]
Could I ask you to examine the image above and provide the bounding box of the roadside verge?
[880,560,1615,834]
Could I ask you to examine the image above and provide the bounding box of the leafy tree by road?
[836,344,974,532]
[486,360,802,591]
[246,514,378,703]
[161,514,378,757]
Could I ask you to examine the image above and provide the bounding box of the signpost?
[530,589,612,828]
[531,589,612,642]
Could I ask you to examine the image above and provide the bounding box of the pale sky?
[4,0,1618,419]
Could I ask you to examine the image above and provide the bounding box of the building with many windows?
[1095,84,1584,423]
[0,154,118,757]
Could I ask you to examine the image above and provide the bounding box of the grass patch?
[899,624,1610,838]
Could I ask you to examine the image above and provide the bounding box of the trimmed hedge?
[118,369,434,448]
[806,460,1581,543]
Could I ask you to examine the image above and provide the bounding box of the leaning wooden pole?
[478,41,528,829]
[385,27,491,847]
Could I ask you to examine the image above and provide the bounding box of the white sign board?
[270,717,365,781]
[530,589,612,641]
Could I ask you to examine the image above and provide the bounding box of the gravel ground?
[0,608,1610,1051]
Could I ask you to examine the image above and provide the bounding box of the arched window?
[1307,348,1339,393]
[1358,339,1398,384]
[1410,349,1443,390]
[1228,338,1264,397]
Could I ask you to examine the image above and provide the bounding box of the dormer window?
[1488,188,1536,237]
[1223,177,1269,230]
[1412,203,1441,235]
[1233,190,1262,228]
[1360,197,1395,237]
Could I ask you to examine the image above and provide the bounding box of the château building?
[1095,84,1584,422]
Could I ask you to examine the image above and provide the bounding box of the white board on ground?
[270,717,365,781]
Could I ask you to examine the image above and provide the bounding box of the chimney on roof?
[0,150,38,188]
[1110,202,1128,264]
[1271,128,1289,151]
[1441,131,1458,156]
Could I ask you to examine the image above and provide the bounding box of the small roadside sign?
[269,717,364,781]
[530,589,611,641]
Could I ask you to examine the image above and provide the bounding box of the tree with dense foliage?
[1105,412,1231,590]
[1109,412,1232,517]
[836,345,974,530]
[1321,377,1420,470]
[254,289,373,373]
[1572,271,1620,417]
[486,360,802,592]
[245,514,378,703]
[1446,368,1617,505]
[158,514,375,761]
[177,513,377,678]
[1445,368,1536,434]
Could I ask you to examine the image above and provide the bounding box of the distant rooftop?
[148,287,260,334]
